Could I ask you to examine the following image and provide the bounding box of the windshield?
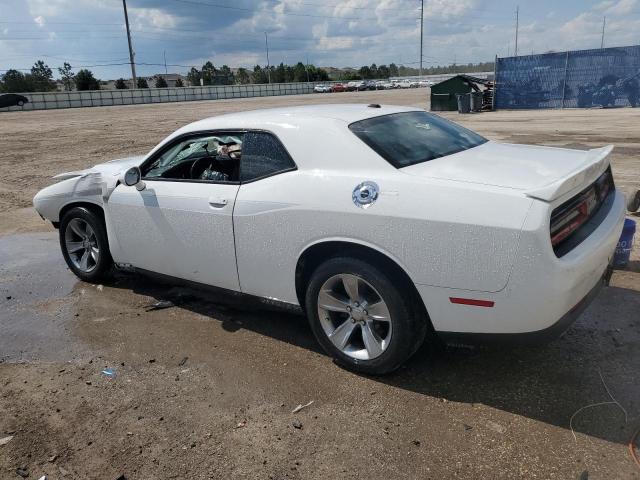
[349,111,487,168]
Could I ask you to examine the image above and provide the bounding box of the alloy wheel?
[317,273,392,360]
[64,218,99,273]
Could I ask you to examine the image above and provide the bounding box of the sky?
[1,0,640,80]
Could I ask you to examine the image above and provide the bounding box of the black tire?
[17,100,24,107]
[59,207,113,283]
[305,257,426,375]
[627,189,640,212]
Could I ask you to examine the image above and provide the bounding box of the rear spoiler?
[525,145,613,202]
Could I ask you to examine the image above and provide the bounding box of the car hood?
[400,141,613,201]
[53,154,145,180]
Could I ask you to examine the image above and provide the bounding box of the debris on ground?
[291,400,314,414]
[178,356,188,367]
[0,435,14,446]
[38,476,47,480]
[235,420,247,429]
[15,468,29,478]
[412,440,421,446]
[96,285,104,292]
[101,368,116,378]
[47,455,57,463]
[145,300,175,311]
[292,420,302,429]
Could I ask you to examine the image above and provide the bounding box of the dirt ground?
[1,89,639,479]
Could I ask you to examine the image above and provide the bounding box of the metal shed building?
[430,74,491,111]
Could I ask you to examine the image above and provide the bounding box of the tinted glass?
[240,132,296,182]
[349,111,487,168]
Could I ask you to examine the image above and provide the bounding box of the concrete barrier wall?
[0,82,316,112]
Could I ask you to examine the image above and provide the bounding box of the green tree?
[235,68,250,84]
[252,65,268,84]
[115,78,128,89]
[137,77,149,88]
[74,69,100,90]
[1,69,32,92]
[358,66,372,79]
[389,63,399,77]
[31,60,56,91]
[187,67,201,86]
[155,76,168,88]
[218,65,233,85]
[201,61,216,85]
[293,62,308,82]
[58,62,74,91]
[175,78,184,87]
[377,64,390,79]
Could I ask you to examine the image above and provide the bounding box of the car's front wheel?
[305,257,426,375]
[59,207,113,283]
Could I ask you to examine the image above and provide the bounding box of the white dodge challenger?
[34,104,625,373]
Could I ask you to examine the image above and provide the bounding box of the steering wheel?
[190,156,213,179]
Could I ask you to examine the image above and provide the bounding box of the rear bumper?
[417,190,625,338]
[437,266,611,345]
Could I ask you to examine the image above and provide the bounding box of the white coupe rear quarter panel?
[234,169,532,305]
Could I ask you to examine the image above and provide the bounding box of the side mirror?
[120,166,145,191]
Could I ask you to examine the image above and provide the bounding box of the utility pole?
[419,0,424,78]
[122,0,137,88]
[265,31,271,84]
[305,54,310,83]
[164,50,167,75]
[514,5,519,57]
[601,16,606,48]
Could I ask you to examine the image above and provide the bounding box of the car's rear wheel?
[59,207,113,283]
[17,100,24,106]
[305,257,426,375]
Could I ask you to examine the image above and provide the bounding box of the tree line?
[1,59,495,93]
[0,61,100,93]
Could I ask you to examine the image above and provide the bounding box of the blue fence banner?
[496,45,640,109]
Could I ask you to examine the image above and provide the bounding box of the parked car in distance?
[313,84,331,93]
[330,83,346,92]
[361,80,377,91]
[346,81,363,91]
[398,79,412,89]
[375,81,388,90]
[33,104,625,374]
[0,93,29,108]
[418,80,434,88]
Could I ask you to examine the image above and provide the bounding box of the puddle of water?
[0,232,87,362]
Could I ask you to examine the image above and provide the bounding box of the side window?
[240,132,296,182]
[142,133,244,182]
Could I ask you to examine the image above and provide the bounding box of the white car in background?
[313,84,331,93]
[33,105,625,374]
[398,79,412,89]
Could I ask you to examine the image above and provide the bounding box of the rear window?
[349,111,487,168]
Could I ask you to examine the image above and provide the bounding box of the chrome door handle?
[208,197,228,208]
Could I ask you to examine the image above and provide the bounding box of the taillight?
[550,168,613,253]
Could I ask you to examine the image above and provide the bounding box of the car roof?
[179,104,422,133]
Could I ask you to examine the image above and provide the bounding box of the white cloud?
[603,0,638,15]
[131,7,178,29]
[318,36,355,50]
[34,15,45,27]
